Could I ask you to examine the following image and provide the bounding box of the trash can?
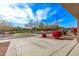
[42,31,47,38]
[73,28,77,35]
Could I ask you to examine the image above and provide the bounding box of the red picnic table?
[52,30,62,39]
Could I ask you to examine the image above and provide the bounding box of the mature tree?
[0,19,13,34]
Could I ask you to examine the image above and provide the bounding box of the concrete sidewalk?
[3,36,76,56]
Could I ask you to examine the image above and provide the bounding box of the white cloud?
[49,10,57,16]
[52,19,64,25]
[0,3,57,27]
[35,8,50,20]
[43,8,51,19]
[35,9,44,20]
[23,6,51,22]
[24,6,36,21]
[0,3,32,24]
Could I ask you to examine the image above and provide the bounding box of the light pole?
[55,14,59,29]
[53,14,59,29]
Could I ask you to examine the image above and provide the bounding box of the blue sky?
[0,3,77,28]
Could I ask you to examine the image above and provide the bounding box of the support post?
[77,19,79,42]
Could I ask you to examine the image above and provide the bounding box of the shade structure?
[60,3,79,41]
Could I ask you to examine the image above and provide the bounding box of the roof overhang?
[60,3,79,19]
